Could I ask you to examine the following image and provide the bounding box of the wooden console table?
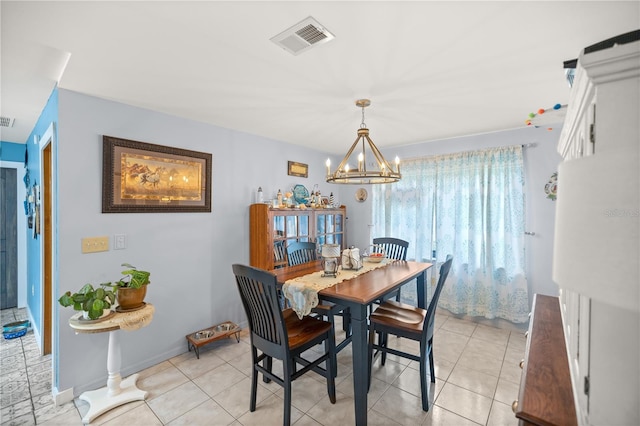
[514,295,577,425]
[69,303,154,424]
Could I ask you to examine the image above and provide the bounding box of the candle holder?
[321,244,341,277]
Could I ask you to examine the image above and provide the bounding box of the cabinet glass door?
[316,212,344,247]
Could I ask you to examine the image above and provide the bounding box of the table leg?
[79,330,148,424]
[350,304,368,426]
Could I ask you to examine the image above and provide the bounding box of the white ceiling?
[1,1,638,154]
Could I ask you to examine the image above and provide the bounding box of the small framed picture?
[287,161,308,178]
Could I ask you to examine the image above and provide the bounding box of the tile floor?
[1,307,527,425]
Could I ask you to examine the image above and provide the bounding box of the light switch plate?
[82,236,109,253]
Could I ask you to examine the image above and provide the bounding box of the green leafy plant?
[110,263,151,289]
[58,283,116,320]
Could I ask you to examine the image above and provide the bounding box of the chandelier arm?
[335,135,363,172]
[364,135,395,172]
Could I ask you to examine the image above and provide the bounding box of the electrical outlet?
[81,236,109,253]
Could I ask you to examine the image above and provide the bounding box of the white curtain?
[372,145,529,323]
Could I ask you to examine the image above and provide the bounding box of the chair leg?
[250,349,258,412]
[367,325,375,392]
[395,288,402,302]
[419,345,430,411]
[326,329,336,403]
[327,310,338,378]
[343,308,351,337]
[380,332,388,365]
[284,379,292,426]
[428,343,435,383]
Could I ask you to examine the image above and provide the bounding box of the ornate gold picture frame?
[102,136,212,213]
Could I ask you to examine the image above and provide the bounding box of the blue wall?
[0,141,27,162]
[25,87,58,334]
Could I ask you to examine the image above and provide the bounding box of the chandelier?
[326,99,401,184]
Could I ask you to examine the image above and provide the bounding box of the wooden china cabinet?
[249,203,347,270]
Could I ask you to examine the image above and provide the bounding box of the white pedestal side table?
[69,303,155,424]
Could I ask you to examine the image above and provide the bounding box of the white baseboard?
[53,387,74,405]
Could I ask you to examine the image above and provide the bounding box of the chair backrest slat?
[372,237,409,261]
[286,241,317,266]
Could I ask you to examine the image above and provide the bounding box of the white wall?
[338,126,563,304]
[55,90,335,395]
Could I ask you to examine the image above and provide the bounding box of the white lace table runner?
[283,260,390,318]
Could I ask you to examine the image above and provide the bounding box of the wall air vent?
[0,116,15,127]
[271,16,335,56]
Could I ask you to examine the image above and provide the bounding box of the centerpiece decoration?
[321,244,341,277]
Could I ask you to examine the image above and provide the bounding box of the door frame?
[38,123,59,393]
[0,161,28,308]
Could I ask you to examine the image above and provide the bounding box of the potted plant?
[58,283,116,320]
[107,263,151,311]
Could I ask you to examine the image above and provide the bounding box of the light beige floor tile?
[193,363,247,398]
[292,414,323,426]
[421,405,481,426]
[236,393,303,426]
[225,349,254,376]
[212,376,273,418]
[147,381,209,424]
[432,330,469,363]
[336,374,390,409]
[434,383,492,425]
[102,403,162,425]
[307,390,354,426]
[392,365,443,403]
[137,365,190,400]
[494,377,520,405]
[172,349,226,380]
[464,337,507,361]
[508,332,527,352]
[371,385,429,426]
[447,364,499,398]
[472,324,510,346]
[137,361,174,380]
[487,401,519,426]
[367,407,403,426]
[439,317,477,336]
[209,339,251,362]
[166,399,235,426]
[457,350,503,377]
[370,358,406,385]
[273,375,333,413]
[499,358,523,384]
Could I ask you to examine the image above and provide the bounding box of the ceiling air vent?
[0,116,15,127]
[271,16,335,56]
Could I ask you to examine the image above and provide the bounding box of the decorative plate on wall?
[545,172,557,201]
[355,188,368,202]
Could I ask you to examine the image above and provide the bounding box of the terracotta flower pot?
[116,285,147,311]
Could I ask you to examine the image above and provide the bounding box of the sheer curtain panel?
[372,146,529,323]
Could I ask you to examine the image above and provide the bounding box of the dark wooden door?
[1,167,18,309]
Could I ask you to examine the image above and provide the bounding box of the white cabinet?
[555,35,640,426]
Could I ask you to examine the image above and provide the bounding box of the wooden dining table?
[272,259,433,426]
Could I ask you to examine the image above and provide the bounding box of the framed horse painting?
[102,136,212,213]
